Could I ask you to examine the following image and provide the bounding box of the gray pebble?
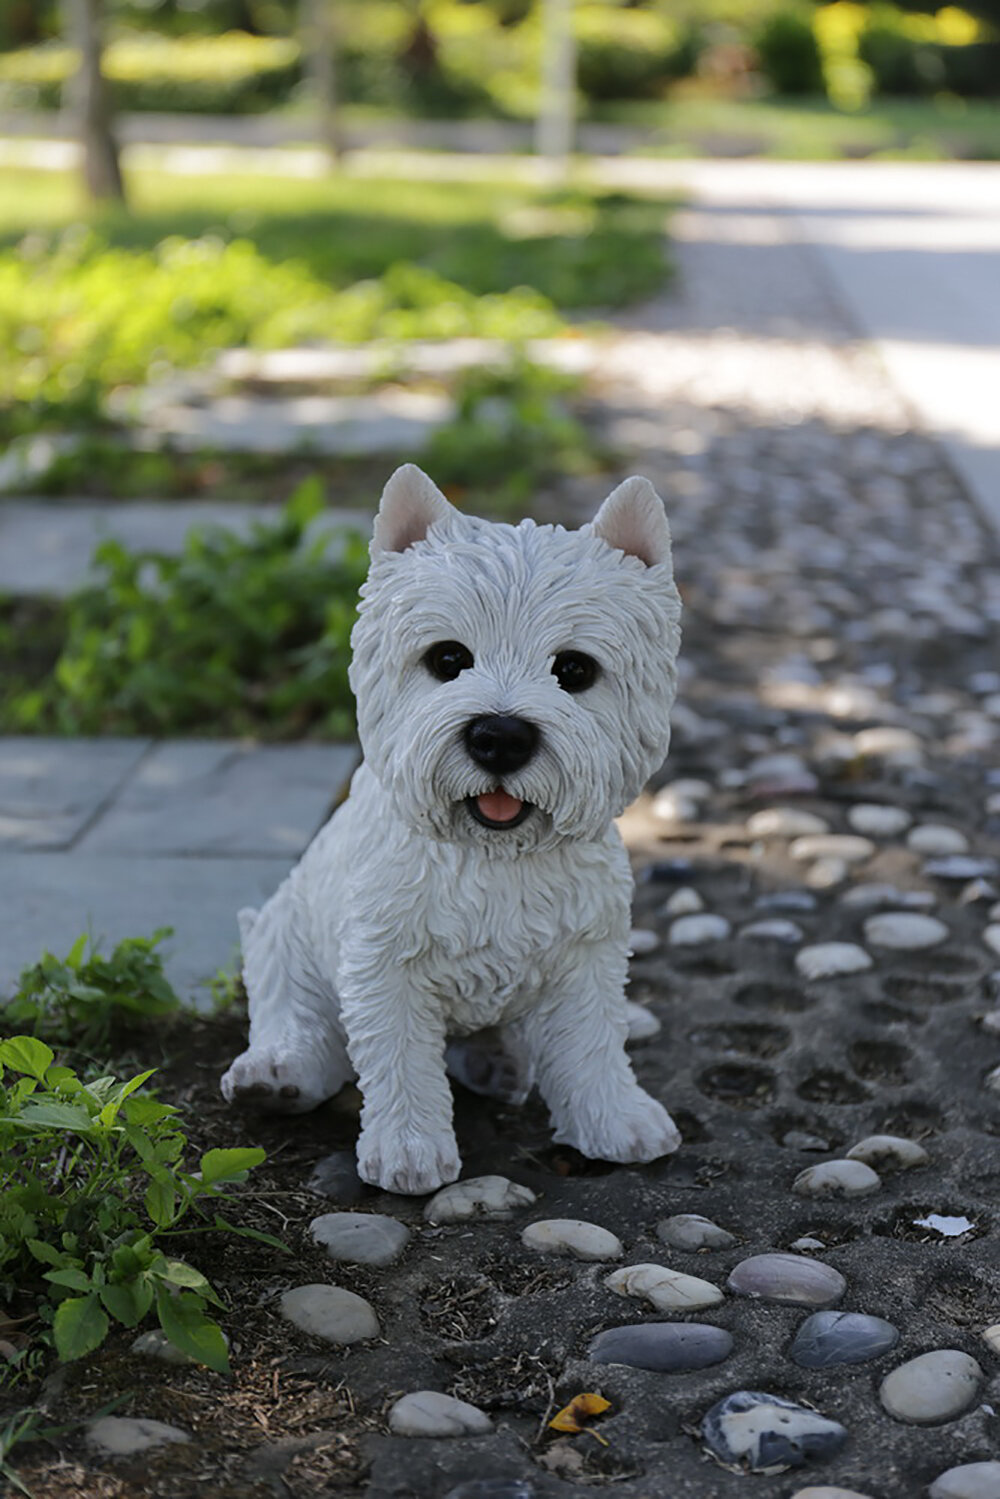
[791,834,875,865]
[840,884,936,911]
[669,913,731,945]
[663,885,705,915]
[747,808,830,839]
[444,1483,538,1499]
[728,1253,845,1307]
[783,1130,831,1152]
[522,1219,622,1261]
[657,1213,736,1251]
[929,1463,1000,1499]
[739,918,804,944]
[847,804,911,837]
[87,1416,190,1456]
[924,856,999,881]
[985,924,1000,957]
[625,1001,662,1042]
[388,1390,492,1437]
[755,890,818,912]
[790,1236,826,1251]
[590,1321,732,1372]
[846,1134,929,1170]
[629,926,659,956]
[864,912,949,950]
[424,1176,536,1225]
[310,1211,410,1267]
[790,1311,899,1368]
[279,1284,379,1344]
[879,1349,983,1424]
[907,823,969,855]
[789,1490,875,1499]
[702,1390,847,1473]
[792,1160,881,1199]
[306,1150,366,1204]
[796,942,872,980]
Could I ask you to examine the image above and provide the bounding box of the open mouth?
[467,790,534,830]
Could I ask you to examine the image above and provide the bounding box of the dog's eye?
[424,640,474,681]
[552,650,599,693]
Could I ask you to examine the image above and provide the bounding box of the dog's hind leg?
[444,1027,534,1105]
[221,876,353,1114]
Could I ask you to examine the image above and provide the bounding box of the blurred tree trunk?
[65,0,125,203]
[536,0,576,177]
[301,0,341,163]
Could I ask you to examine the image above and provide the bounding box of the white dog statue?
[221,464,683,1194]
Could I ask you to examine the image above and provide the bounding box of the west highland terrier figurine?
[222,464,683,1194]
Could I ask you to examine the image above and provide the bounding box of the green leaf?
[153,1259,224,1309]
[0,1036,54,1081]
[100,1279,153,1328]
[211,1215,289,1252]
[145,1176,176,1229]
[66,933,89,969]
[12,1100,95,1133]
[156,1288,230,1374]
[197,1147,265,1185]
[44,1267,93,1292]
[26,1238,65,1267]
[53,1294,109,1361]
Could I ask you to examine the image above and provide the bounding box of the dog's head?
[350,465,682,854]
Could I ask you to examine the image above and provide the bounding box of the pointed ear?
[591,476,672,567]
[372,465,456,557]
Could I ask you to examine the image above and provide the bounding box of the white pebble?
[982,1324,1000,1356]
[847,804,911,837]
[806,856,848,889]
[929,1462,1000,1499]
[279,1284,379,1344]
[605,1263,723,1312]
[424,1175,536,1225]
[846,1135,928,1170]
[791,835,875,865]
[628,927,659,956]
[522,1218,623,1261]
[388,1391,492,1438]
[669,913,731,945]
[880,1349,982,1423]
[863,913,949,951]
[853,727,923,763]
[907,824,969,855]
[796,943,873,980]
[980,1007,1000,1036]
[663,886,704,916]
[625,1001,661,1042]
[984,1064,1000,1095]
[792,1160,881,1199]
[739,919,804,944]
[87,1417,190,1456]
[746,808,829,839]
[984,925,1000,956]
[790,1489,875,1499]
[789,1237,826,1252]
[651,787,699,824]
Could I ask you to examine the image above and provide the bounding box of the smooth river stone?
[790,1311,899,1369]
[982,1324,1000,1356]
[863,913,949,951]
[739,919,804,944]
[87,1416,190,1456]
[796,943,873,980]
[279,1284,379,1344]
[669,913,731,945]
[929,1462,1000,1498]
[847,804,911,837]
[388,1391,492,1438]
[443,1484,538,1499]
[589,1321,732,1372]
[879,1349,983,1424]
[605,1263,723,1312]
[309,1211,410,1267]
[657,1213,736,1251]
[790,835,875,865]
[747,809,830,839]
[840,884,936,911]
[424,1176,536,1225]
[924,856,999,881]
[907,824,969,855]
[521,1219,622,1261]
[846,1134,929,1170]
[985,924,1000,957]
[792,1160,881,1199]
[790,1490,875,1499]
[625,1001,661,1042]
[664,885,704,915]
[728,1253,845,1308]
[702,1391,847,1473]
[628,927,659,956]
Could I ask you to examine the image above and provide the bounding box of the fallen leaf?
[549,1392,612,1433]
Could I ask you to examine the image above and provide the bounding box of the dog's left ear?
[591,476,672,567]
[372,464,457,556]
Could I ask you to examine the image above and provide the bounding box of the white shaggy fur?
[221,465,683,1194]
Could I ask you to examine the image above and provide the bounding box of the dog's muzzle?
[464,715,538,776]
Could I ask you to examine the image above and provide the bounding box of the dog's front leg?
[512,942,681,1165]
[340,958,460,1195]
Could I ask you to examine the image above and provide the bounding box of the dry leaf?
[548,1392,612,1434]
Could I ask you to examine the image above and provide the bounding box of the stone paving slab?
[0,851,293,1003]
[0,737,151,850]
[77,741,358,857]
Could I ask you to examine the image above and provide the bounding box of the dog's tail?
[237,906,259,949]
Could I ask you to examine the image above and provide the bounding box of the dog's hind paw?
[445,1032,530,1104]
[221,1045,350,1115]
[357,1127,461,1196]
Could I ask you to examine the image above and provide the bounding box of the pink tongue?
[477,790,524,824]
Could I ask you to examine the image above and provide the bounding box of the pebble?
[929,1464,1000,1499]
[879,1349,983,1424]
[628,927,659,956]
[307,1149,366,1204]
[981,1008,1000,1035]
[670,913,731,945]
[840,883,936,911]
[796,942,872,980]
[663,885,705,915]
[982,1324,1000,1355]
[907,823,969,855]
[854,726,923,763]
[521,1219,622,1261]
[657,1213,736,1251]
[309,1211,410,1268]
[424,1176,536,1225]
[789,1490,875,1499]
[783,1131,831,1151]
[756,890,817,912]
[701,1390,847,1473]
[728,1253,845,1308]
[790,1236,826,1251]
[792,1160,881,1199]
[87,1417,190,1455]
[789,1311,899,1368]
[651,786,700,823]
[590,1321,733,1372]
[605,1263,723,1312]
[985,1064,1000,1095]
[863,912,949,950]
[924,856,999,881]
[805,856,848,889]
[739,918,804,943]
[279,1284,379,1344]
[747,808,830,839]
[625,1001,661,1041]
[847,804,911,837]
[644,858,694,884]
[846,1134,929,1170]
[791,834,875,865]
[443,1484,538,1499]
[985,925,1000,957]
[388,1391,492,1438]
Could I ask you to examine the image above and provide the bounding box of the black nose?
[464,715,539,776]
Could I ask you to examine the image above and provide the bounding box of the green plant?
[755,9,826,94]
[3,932,180,1053]
[0,1035,279,1374]
[2,481,369,740]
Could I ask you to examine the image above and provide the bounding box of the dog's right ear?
[372,465,456,556]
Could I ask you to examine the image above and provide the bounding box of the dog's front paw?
[561,1089,681,1165]
[221,1046,348,1114]
[356,1126,461,1196]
